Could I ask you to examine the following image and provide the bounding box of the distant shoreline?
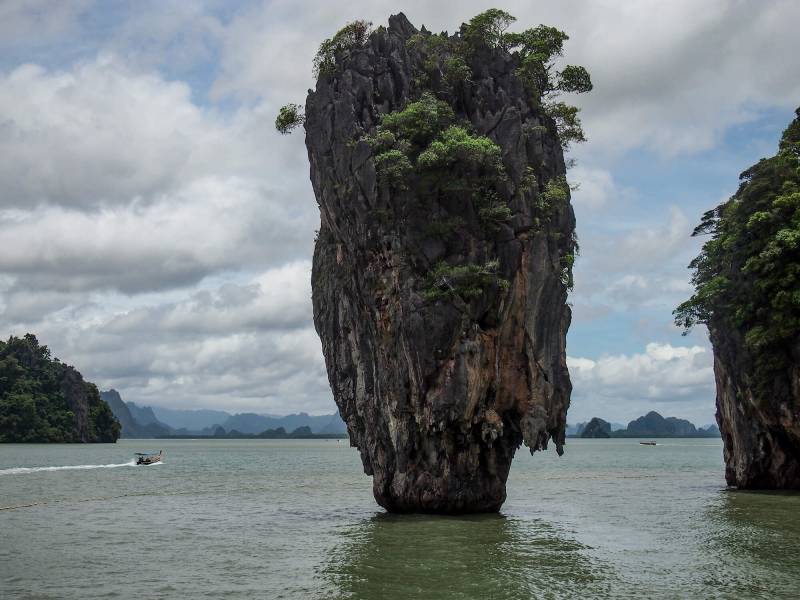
[156,433,349,440]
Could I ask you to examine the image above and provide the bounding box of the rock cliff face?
[711,327,800,488]
[305,14,576,512]
[102,390,172,439]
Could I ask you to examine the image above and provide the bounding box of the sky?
[1,0,798,425]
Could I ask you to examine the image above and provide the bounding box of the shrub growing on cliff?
[373,149,413,190]
[675,108,800,397]
[423,260,509,301]
[314,20,373,77]
[462,11,592,150]
[535,175,570,222]
[367,94,505,195]
[462,9,516,50]
[275,103,305,135]
[379,93,455,148]
[417,126,504,174]
[478,202,513,232]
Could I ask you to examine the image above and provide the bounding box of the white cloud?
[0,56,310,209]
[568,342,715,423]
[0,177,312,294]
[1,57,206,207]
[6,263,331,415]
[569,165,621,211]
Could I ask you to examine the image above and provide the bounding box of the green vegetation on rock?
[462,10,592,148]
[313,20,373,77]
[278,10,589,312]
[0,334,120,443]
[275,103,305,135]
[675,108,800,397]
[423,260,508,302]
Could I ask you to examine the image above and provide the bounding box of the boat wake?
[0,460,137,475]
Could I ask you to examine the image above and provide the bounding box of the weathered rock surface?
[580,417,610,438]
[305,14,575,512]
[711,327,800,488]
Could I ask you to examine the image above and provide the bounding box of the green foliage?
[535,175,570,219]
[379,93,455,148]
[505,25,568,63]
[560,252,575,291]
[557,65,594,94]
[478,202,513,232]
[443,56,472,87]
[366,95,504,196]
[365,130,411,156]
[462,17,592,150]
[373,149,413,190]
[0,334,120,443]
[405,32,471,91]
[519,166,538,196]
[675,108,800,397]
[313,20,372,77]
[417,126,504,174]
[274,103,305,135]
[544,102,586,148]
[462,9,516,49]
[423,260,508,301]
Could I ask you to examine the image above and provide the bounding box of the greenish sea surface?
[1,438,799,599]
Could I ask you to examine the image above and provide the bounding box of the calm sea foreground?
[1,439,798,599]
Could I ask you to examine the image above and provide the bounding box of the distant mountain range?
[571,411,720,438]
[102,389,347,438]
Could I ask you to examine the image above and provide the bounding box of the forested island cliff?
[0,334,119,443]
[280,10,591,512]
[677,109,800,489]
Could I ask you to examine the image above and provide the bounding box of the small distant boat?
[135,450,163,465]
[639,441,657,446]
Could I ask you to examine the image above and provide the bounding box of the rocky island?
[580,417,611,438]
[677,109,800,489]
[0,334,120,443]
[279,11,590,512]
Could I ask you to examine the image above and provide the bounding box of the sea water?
[1,439,798,599]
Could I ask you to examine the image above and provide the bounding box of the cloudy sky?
[1,0,797,425]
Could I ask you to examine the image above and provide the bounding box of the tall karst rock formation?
[302,12,588,512]
[677,109,800,489]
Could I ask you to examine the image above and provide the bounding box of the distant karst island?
[569,412,721,439]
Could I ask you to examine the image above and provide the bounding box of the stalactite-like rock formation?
[305,13,580,512]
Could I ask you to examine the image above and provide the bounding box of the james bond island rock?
[676,108,800,489]
[291,11,590,512]
[0,334,120,443]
